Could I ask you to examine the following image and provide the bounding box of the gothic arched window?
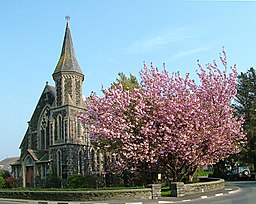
[78,150,83,175]
[57,150,62,177]
[91,149,95,172]
[58,115,62,140]
[40,128,45,150]
[39,107,50,150]
[97,150,100,171]
[57,115,64,141]
[54,118,58,141]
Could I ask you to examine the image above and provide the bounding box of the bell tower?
[49,18,89,178]
[50,18,86,146]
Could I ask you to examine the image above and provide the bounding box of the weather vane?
[65,16,70,22]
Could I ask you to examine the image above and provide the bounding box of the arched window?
[58,115,62,140]
[64,120,68,142]
[91,149,95,172]
[39,107,50,150]
[97,150,100,171]
[25,156,33,166]
[78,150,83,175]
[77,119,80,137]
[40,128,45,149]
[46,120,50,148]
[54,119,58,141]
[57,150,62,177]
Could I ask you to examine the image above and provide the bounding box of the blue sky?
[1,0,256,160]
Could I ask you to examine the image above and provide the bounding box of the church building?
[12,20,103,187]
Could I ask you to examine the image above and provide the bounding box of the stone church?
[12,21,103,187]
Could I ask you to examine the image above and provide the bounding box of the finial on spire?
[65,16,70,22]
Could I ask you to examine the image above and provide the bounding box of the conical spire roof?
[53,20,83,75]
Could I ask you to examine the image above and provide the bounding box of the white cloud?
[169,47,211,61]
[126,27,193,54]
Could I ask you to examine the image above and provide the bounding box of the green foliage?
[0,171,17,188]
[110,72,139,91]
[211,159,232,180]
[67,174,86,188]
[161,186,171,197]
[0,170,10,179]
[66,174,107,188]
[234,67,256,166]
[45,175,62,188]
[193,167,213,177]
[0,176,4,188]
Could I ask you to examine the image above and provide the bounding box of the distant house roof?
[0,157,19,172]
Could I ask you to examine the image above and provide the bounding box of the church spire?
[53,17,83,75]
[52,18,84,107]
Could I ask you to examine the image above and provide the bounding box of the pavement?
[0,185,240,204]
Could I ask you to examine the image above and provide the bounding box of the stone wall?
[0,185,162,201]
[170,178,225,197]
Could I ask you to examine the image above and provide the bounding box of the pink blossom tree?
[80,50,245,182]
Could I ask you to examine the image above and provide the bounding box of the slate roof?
[53,21,83,75]
[0,157,19,172]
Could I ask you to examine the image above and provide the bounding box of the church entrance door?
[26,166,34,187]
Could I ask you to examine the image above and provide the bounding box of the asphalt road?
[0,201,26,204]
[0,181,256,204]
[185,181,256,204]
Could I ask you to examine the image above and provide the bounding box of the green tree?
[0,176,4,188]
[235,67,256,169]
[110,72,139,91]
[0,170,11,179]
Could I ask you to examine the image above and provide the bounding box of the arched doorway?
[25,156,34,187]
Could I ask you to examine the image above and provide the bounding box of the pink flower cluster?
[80,50,245,181]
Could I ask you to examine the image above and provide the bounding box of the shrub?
[0,170,11,179]
[45,175,62,188]
[0,176,4,188]
[67,174,86,188]
[4,177,17,188]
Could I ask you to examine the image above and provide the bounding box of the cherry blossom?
[80,50,245,182]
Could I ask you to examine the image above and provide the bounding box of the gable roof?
[25,149,48,163]
[19,83,55,151]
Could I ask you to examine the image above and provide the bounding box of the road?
[185,181,256,204]
[0,201,27,204]
[0,181,256,204]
